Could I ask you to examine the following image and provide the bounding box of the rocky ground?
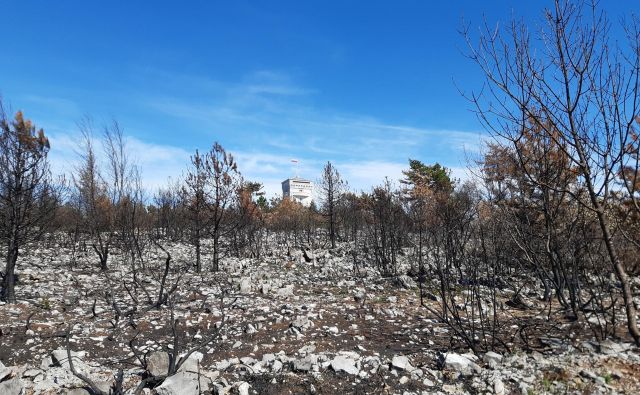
[0,240,639,394]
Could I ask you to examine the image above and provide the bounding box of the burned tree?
[231,181,267,258]
[153,179,185,241]
[464,0,640,343]
[268,197,308,251]
[318,161,346,248]
[480,121,594,320]
[74,121,141,271]
[361,179,407,276]
[74,121,117,271]
[103,123,147,266]
[0,107,57,303]
[401,160,454,306]
[182,150,209,273]
[207,142,242,271]
[183,142,242,272]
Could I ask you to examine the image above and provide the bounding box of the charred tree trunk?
[2,242,18,303]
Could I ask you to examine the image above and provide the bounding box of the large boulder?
[236,381,251,395]
[239,277,252,293]
[443,353,481,376]
[302,249,315,263]
[275,285,294,297]
[0,377,24,395]
[272,360,283,373]
[391,355,414,371]
[177,352,204,374]
[0,365,12,382]
[493,377,506,395]
[330,356,359,375]
[483,351,503,369]
[394,275,416,289]
[65,389,91,395]
[51,349,87,372]
[597,339,631,355]
[353,289,367,303]
[260,282,272,294]
[155,372,200,395]
[293,356,315,372]
[290,316,313,331]
[506,294,534,310]
[147,351,170,377]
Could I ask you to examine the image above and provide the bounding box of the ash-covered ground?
[0,241,638,394]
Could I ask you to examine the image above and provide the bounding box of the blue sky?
[0,1,635,197]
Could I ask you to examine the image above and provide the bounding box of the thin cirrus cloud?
[46,130,192,194]
[140,70,484,160]
[20,69,483,199]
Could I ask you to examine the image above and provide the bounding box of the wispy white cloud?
[47,130,191,194]
[20,69,484,199]
[126,137,192,191]
[20,94,81,116]
[133,70,487,196]
[144,90,483,161]
[47,130,480,202]
[337,161,406,193]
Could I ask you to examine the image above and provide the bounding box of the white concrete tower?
[282,177,313,207]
